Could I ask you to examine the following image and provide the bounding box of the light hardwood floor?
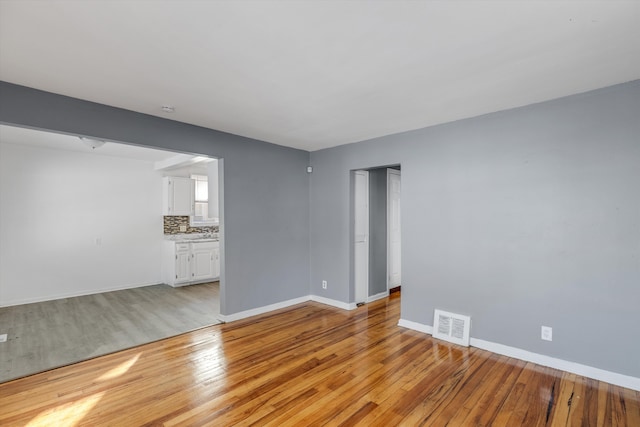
[0,282,219,382]
[0,292,638,426]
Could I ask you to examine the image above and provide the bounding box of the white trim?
[353,169,369,304]
[217,295,310,323]
[470,338,640,392]
[387,168,401,291]
[367,291,389,303]
[398,318,433,334]
[311,295,357,310]
[0,282,161,307]
[397,319,640,391]
[218,294,359,323]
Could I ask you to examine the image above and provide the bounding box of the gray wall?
[368,168,388,297]
[0,82,310,316]
[2,79,639,378]
[309,80,640,377]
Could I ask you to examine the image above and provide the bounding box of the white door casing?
[387,169,401,289]
[354,170,369,304]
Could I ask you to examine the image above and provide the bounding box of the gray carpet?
[0,282,220,382]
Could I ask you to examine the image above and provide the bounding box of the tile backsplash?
[163,216,219,235]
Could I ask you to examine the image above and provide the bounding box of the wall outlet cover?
[0,334,7,343]
[541,326,553,341]
[179,225,187,232]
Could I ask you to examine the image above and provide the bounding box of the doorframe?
[353,170,369,305]
[386,168,401,292]
[216,157,226,319]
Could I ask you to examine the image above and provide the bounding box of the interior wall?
[0,141,163,305]
[368,168,388,297]
[309,80,640,378]
[0,81,311,316]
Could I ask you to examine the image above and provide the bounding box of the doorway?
[0,124,225,381]
[352,166,401,305]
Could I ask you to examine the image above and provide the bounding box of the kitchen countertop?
[165,234,219,243]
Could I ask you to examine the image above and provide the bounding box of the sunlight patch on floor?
[97,353,141,381]
[26,392,105,427]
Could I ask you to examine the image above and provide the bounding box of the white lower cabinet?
[191,242,216,281]
[174,243,191,285]
[163,240,220,287]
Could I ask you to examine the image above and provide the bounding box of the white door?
[354,170,369,304]
[387,169,401,289]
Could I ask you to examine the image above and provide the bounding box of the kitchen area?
[0,125,224,381]
[160,172,221,287]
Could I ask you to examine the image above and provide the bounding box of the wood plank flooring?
[0,282,219,382]
[0,292,638,426]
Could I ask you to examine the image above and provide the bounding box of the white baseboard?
[398,318,434,334]
[218,294,366,323]
[367,291,389,303]
[310,295,357,310]
[398,319,640,392]
[217,295,310,323]
[470,338,640,392]
[0,282,162,307]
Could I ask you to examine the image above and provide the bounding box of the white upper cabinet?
[162,176,194,216]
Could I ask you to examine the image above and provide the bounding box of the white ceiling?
[1,1,639,152]
[0,124,178,162]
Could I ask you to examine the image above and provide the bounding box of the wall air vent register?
[433,309,471,347]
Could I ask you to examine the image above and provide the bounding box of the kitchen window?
[190,174,216,226]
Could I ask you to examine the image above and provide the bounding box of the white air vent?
[433,309,471,347]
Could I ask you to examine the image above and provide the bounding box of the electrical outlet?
[541,326,553,341]
[0,334,7,343]
[180,225,187,232]
[95,237,102,246]
[322,280,327,290]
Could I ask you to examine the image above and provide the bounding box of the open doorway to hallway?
[352,165,401,305]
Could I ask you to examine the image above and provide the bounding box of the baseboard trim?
[398,319,640,391]
[398,318,433,334]
[217,295,310,323]
[310,295,357,310]
[0,282,163,307]
[367,291,389,303]
[470,338,640,391]
[218,294,360,323]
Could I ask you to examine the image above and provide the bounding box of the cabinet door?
[175,250,191,284]
[166,177,194,216]
[212,247,220,279]
[191,245,214,281]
